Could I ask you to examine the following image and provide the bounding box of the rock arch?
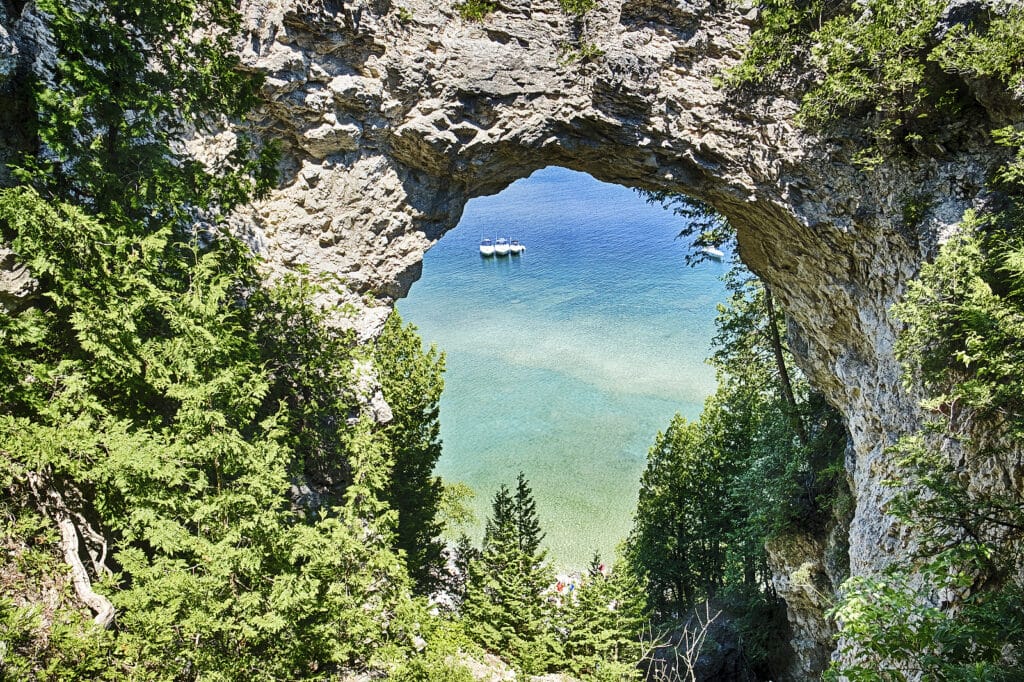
[240,0,1004,672]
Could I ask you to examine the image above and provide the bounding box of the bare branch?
[25,470,115,628]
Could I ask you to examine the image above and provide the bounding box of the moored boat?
[494,237,511,256]
[479,238,495,256]
[510,239,525,255]
[700,245,725,260]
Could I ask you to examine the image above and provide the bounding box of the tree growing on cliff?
[828,212,1024,681]
[0,0,440,676]
[374,310,447,592]
[22,0,275,227]
[626,261,846,677]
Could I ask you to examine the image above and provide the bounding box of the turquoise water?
[397,167,729,569]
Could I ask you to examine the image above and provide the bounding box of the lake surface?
[397,167,729,569]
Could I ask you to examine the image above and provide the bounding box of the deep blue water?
[397,167,729,569]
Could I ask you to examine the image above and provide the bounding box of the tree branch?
[55,514,115,628]
[25,470,115,628]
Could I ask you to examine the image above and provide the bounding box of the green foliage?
[438,480,478,534]
[828,526,1024,680]
[389,653,476,682]
[628,415,730,616]
[0,599,119,681]
[22,0,276,230]
[711,269,848,536]
[727,0,1024,165]
[462,475,560,674]
[637,191,734,264]
[383,602,481,681]
[721,0,831,89]
[894,217,1024,437]
[0,509,122,680]
[627,264,846,674]
[254,271,360,498]
[0,189,418,673]
[829,157,1024,679]
[822,41,1024,677]
[463,476,649,678]
[797,0,946,135]
[558,558,647,680]
[932,3,1024,96]
[456,0,497,22]
[0,0,441,676]
[396,6,415,24]
[375,311,447,593]
[441,533,482,613]
[557,41,606,66]
[559,0,597,15]
[901,192,935,229]
[513,472,545,555]
[826,570,949,682]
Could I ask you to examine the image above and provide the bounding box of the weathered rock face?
[234,0,1011,632]
[766,516,850,679]
[3,0,1019,675]
[0,0,36,191]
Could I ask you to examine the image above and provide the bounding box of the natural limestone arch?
[237,0,1007,674]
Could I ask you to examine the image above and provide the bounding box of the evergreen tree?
[253,273,361,500]
[463,476,559,675]
[0,0,434,676]
[626,263,844,675]
[559,555,647,680]
[0,192,419,676]
[514,471,544,556]
[21,0,275,230]
[627,414,730,618]
[374,310,447,593]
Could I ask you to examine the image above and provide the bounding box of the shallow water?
[398,167,729,569]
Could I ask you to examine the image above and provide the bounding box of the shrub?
[456,0,496,21]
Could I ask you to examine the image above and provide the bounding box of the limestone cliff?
[229,1,1014,673]
[2,0,1020,677]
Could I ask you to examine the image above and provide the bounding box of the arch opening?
[398,165,731,568]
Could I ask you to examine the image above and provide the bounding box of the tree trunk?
[56,514,115,628]
[764,286,808,446]
[26,471,115,628]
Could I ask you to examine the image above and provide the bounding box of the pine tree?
[463,477,559,674]
[559,555,647,680]
[514,471,544,556]
[374,311,447,592]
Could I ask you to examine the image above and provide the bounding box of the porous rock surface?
[3,0,1019,676]
[766,523,848,679]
